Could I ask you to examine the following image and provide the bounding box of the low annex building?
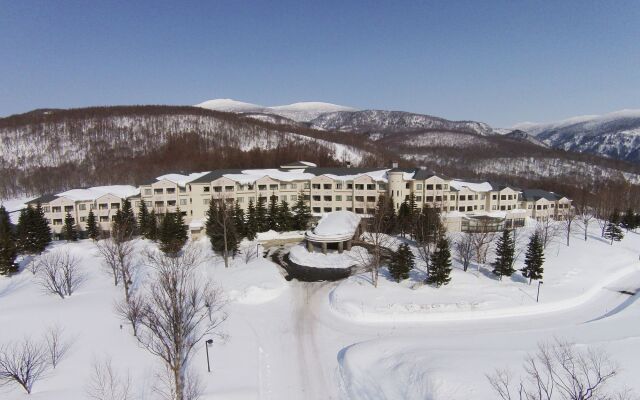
[28,162,573,238]
[305,211,363,254]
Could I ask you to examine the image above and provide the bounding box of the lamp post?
[536,281,544,303]
[205,339,213,372]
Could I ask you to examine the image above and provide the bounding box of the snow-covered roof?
[449,180,493,192]
[156,172,210,187]
[322,169,391,182]
[223,169,316,184]
[188,219,204,229]
[57,185,139,202]
[306,211,361,242]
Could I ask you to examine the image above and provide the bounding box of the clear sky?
[1,0,639,126]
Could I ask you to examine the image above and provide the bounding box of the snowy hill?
[195,99,357,122]
[309,110,495,137]
[513,109,640,163]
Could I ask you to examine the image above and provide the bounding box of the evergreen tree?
[426,237,452,287]
[16,203,50,254]
[113,199,136,240]
[138,200,150,237]
[255,196,268,232]
[292,192,312,231]
[233,201,245,238]
[376,196,396,234]
[276,200,293,231]
[492,229,515,279]
[397,201,412,237]
[62,212,79,242]
[34,202,52,252]
[245,199,257,240]
[388,242,415,282]
[267,195,279,231]
[86,209,100,240]
[622,208,636,231]
[604,221,624,244]
[147,210,158,241]
[0,205,18,275]
[521,232,545,283]
[206,200,239,268]
[158,209,188,254]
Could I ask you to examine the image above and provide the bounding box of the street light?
[536,281,544,303]
[205,339,213,372]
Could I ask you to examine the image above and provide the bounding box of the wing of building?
[27,162,573,239]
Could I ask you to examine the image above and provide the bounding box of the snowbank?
[221,258,288,304]
[288,244,365,269]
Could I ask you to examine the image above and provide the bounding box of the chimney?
[391,161,398,169]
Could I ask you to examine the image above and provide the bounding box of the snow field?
[329,223,640,322]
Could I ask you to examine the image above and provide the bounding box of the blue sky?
[1,0,639,126]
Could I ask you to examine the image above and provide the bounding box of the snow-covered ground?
[330,224,640,322]
[1,223,639,399]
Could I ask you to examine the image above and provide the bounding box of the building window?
[291,183,297,189]
[203,186,210,193]
[166,188,176,194]
[269,184,278,191]
[459,195,466,201]
[336,183,343,190]
[324,184,332,190]
[42,206,50,213]
[111,203,120,210]
[203,199,210,205]
[154,188,163,195]
[347,183,354,189]
[312,195,321,201]
[290,195,297,201]
[313,207,321,213]
[355,208,364,214]
[80,216,87,222]
[367,196,376,202]
[304,183,310,189]
[64,206,74,212]
[52,219,63,226]
[355,196,364,202]
[280,184,288,190]
[416,184,423,190]
[99,204,108,210]
[500,205,506,211]
[144,189,152,196]
[145,201,152,206]
[367,184,376,190]
[323,207,332,212]
[259,185,267,191]
[180,199,187,206]
[443,184,449,190]
[237,197,244,203]
[214,186,222,193]
[336,207,342,211]
[416,196,422,201]
[459,207,465,212]
[100,216,109,222]
[312,184,321,190]
[78,204,86,211]
[179,187,186,193]
[225,186,234,192]
[336,195,342,201]
[378,183,387,190]
[355,184,364,190]
[449,206,455,211]
[323,196,332,201]
[155,201,164,207]
[492,194,497,200]
[347,195,353,201]
[426,184,433,190]
[436,184,442,190]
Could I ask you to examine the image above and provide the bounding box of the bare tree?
[0,338,49,394]
[239,242,258,264]
[454,232,475,272]
[536,218,561,249]
[45,324,70,369]
[137,245,227,400]
[578,208,595,242]
[487,338,633,400]
[205,196,238,269]
[37,250,84,299]
[86,357,132,400]
[561,209,577,247]
[114,293,144,337]
[153,365,203,400]
[352,199,396,287]
[97,238,138,303]
[469,226,497,265]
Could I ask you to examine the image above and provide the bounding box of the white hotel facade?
[28,161,572,238]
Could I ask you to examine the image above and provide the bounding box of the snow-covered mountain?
[195,99,357,122]
[513,109,640,163]
[309,110,495,137]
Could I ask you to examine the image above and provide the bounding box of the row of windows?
[311,207,376,215]
[144,187,186,196]
[47,203,121,213]
[415,183,449,191]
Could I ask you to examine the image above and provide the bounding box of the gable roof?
[521,189,562,202]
